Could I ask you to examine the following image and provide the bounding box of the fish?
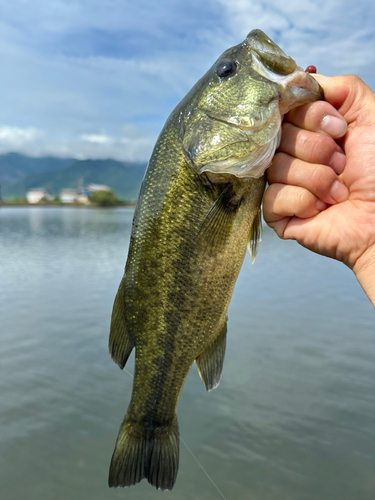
[108,29,323,491]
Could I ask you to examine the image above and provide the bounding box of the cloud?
[0,127,43,146]
[0,0,374,160]
[216,0,375,77]
[76,127,156,159]
[80,134,114,144]
[0,123,156,161]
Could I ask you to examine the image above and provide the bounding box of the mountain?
[1,154,147,201]
[0,152,75,186]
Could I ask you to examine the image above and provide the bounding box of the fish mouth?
[246,29,297,76]
[246,29,323,108]
[251,53,324,113]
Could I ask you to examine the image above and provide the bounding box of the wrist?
[353,245,375,307]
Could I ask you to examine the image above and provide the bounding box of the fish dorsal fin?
[195,319,227,392]
[247,207,262,264]
[196,187,237,249]
[109,278,134,369]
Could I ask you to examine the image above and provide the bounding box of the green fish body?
[108,29,323,490]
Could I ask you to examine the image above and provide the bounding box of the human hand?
[263,74,375,304]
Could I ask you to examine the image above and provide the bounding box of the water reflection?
[0,207,374,500]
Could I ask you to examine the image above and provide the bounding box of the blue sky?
[0,0,374,160]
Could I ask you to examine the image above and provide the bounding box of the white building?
[76,193,90,204]
[59,184,112,203]
[87,183,111,193]
[26,188,53,204]
[60,189,79,203]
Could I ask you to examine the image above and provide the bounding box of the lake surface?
[0,206,374,500]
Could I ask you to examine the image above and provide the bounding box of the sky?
[0,0,374,161]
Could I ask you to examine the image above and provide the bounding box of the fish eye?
[216,59,237,78]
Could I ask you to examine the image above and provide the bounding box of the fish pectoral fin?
[109,278,134,369]
[196,188,236,249]
[196,319,227,392]
[247,206,262,264]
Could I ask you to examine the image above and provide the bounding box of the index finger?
[285,100,347,139]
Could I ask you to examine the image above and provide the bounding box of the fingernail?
[321,115,347,138]
[331,180,349,202]
[329,151,346,174]
[316,200,327,211]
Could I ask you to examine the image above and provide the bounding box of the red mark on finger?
[305,65,317,73]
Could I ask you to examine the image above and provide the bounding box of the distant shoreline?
[0,202,136,208]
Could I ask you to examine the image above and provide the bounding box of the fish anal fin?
[247,207,262,264]
[196,320,227,392]
[109,278,134,369]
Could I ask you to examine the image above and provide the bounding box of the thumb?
[313,74,375,125]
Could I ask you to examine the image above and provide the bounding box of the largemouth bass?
[108,29,322,490]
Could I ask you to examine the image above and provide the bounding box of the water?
[0,206,374,500]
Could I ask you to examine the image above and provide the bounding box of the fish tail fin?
[108,416,180,491]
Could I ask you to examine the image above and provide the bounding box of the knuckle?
[296,188,315,212]
[268,152,292,183]
[294,129,311,158]
[309,134,337,163]
[288,102,312,124]
[264,182,281,200]
[278,122,295,151]
[263,185,282,220]
[347,75,368,102]
[276,151,292,170]
[310,164,335,194]
[297,187,309,206]
[347,74,363,87]
[304,101,328,124]
[276,224,289,240]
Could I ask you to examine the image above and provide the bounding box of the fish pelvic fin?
[108,416,179,491]
[196,319,227,392]
[109,278,134,369]
[247,207,262,264]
